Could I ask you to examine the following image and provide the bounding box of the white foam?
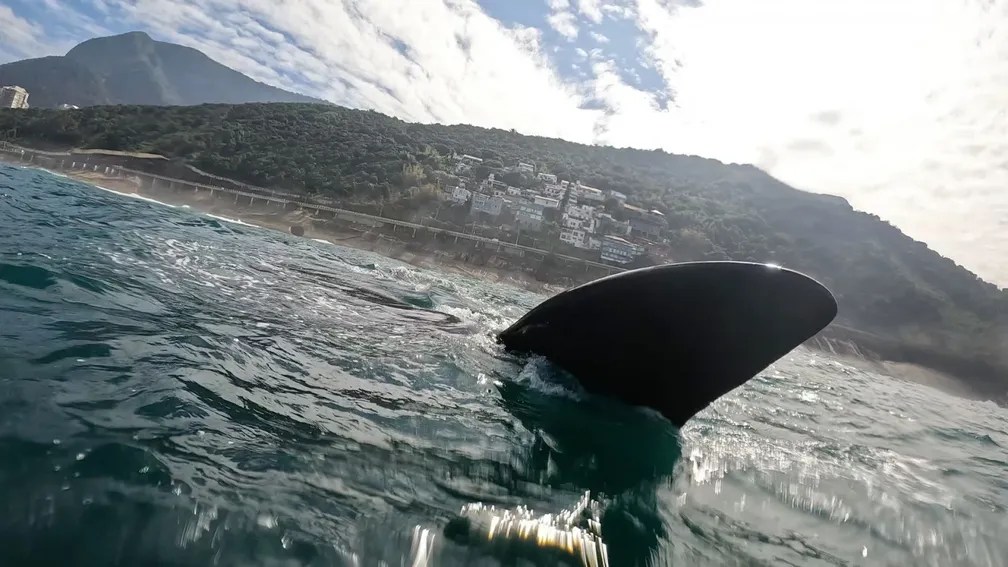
[204,213,254,227]
[92,184,177,208]
[516,357,584,399]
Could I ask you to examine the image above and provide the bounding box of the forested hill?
[1,103,1005,398]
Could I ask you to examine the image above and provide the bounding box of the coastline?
[1,159,990,403]
[4,159,561,295]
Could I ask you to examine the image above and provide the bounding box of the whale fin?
[497,261,838,427]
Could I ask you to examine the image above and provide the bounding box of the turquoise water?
[1,163,1006,566]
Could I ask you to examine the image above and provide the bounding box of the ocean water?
[1,163,1006,566]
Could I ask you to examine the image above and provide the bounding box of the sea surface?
[1,163,1006,566]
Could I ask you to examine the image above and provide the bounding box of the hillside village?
[433,153,671,266]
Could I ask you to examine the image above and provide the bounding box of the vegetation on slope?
[1,103,1004,397]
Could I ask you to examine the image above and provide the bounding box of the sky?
[1,0,1006,286]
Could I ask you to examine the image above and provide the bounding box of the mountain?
[0,31,323,108]
[0,102,1005,400]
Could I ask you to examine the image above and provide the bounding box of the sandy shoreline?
[3,159,985,402]
[37,165,561,294]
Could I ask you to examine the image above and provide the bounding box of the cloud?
[601,3,635,19]
[102,0,599,141]
[613,0,1008,285]
[576,0,604,23]
[0,5,66,61]
[1,0,1005,285]
[545,0,580,40]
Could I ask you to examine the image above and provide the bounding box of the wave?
[204,213,254,227]
[92,184,178,208]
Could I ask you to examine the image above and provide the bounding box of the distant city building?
[471,192,504,216]
[57,103,80,110]
[600,235,643,264]
[0,86,29,109]
[607,190,627,204]
[537,172,558,184]
[506,185,522,196]
[517,161,535,174]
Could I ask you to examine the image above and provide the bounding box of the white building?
[537,172,558,184]
[0,86,29,109]
[515,200,545,229]
[600,235,643,264]
[576,183,605,203]
[451,186,472,203]
[562,216,584,230]
[518,162,535,174]
[471,192,504,216]
[565,203,596,220]
[542,184,565,199]
[533,195,560,209]
[560,228,586,247]
[506,186,522,196]
[607,190,627,204]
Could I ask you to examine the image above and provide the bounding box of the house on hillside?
[515,200,545,230]
[533,195,560,209]
[624,204,665,239]
[542,184,565,199]
[537,172,558,184]
[517,162,535,174]
[471,192,504,216]
[600,235,643,264]
[576,183,605,203]
[451,185,472,204]
[560,228,586,247]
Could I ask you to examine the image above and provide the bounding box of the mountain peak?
[1,32,324,108]
[65,30,154,58]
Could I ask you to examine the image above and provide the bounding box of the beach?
[6,161,561,295]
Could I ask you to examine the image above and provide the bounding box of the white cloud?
[0,5,65,62]
[0,0,1005,285]
[619,0,1008,285]
[101,0,598,141]
[546,9,580,40]
[590,31,610,43]
[601,2,636,19]
[577,0,604,23]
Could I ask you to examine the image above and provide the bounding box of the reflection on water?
[2,165,1007,566]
